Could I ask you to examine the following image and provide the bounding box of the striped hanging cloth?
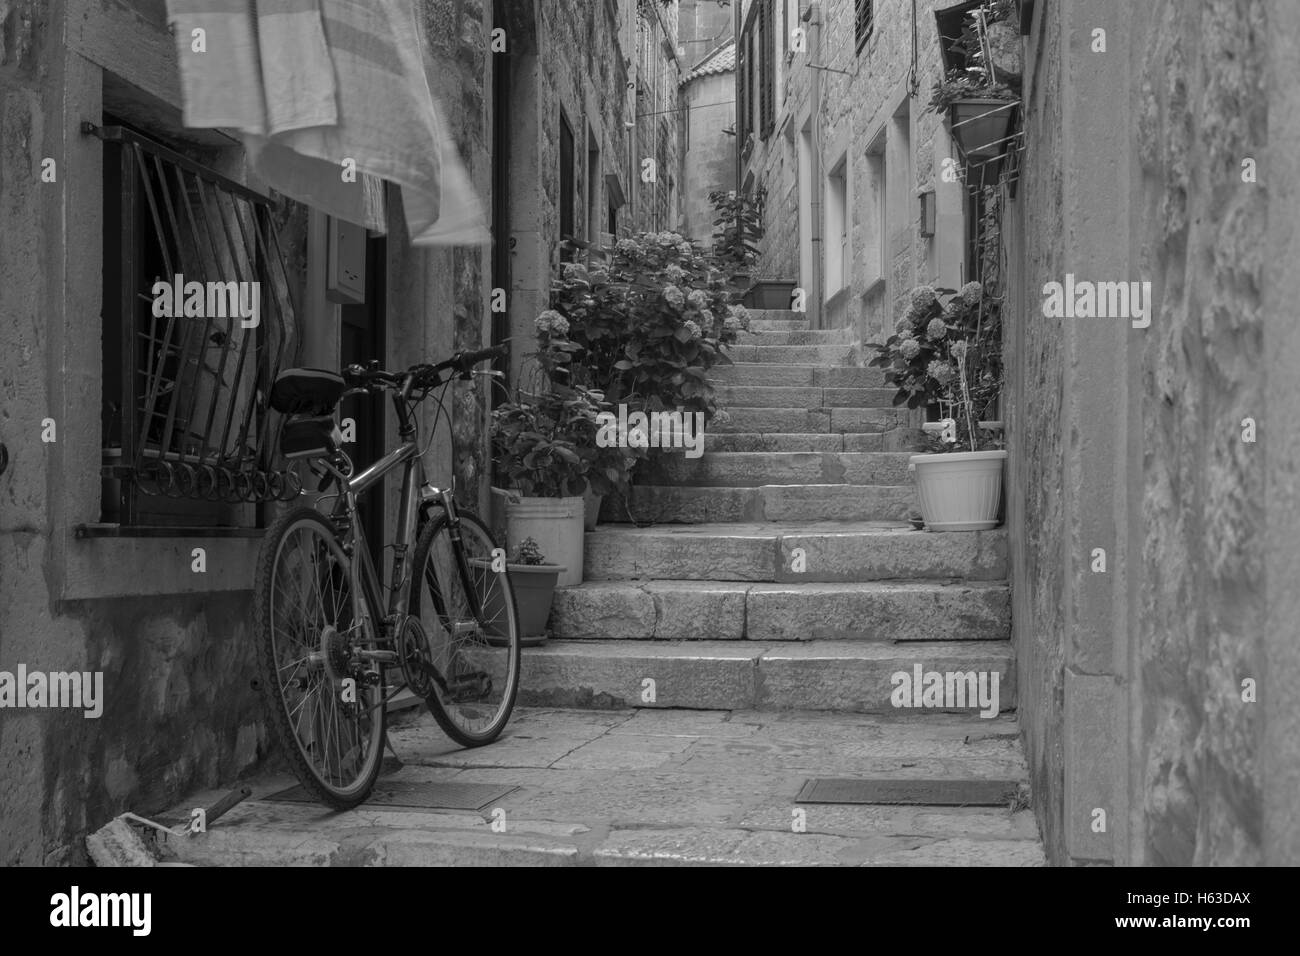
[164,0,488,245]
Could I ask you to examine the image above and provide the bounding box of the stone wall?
[1007,0,1278,865]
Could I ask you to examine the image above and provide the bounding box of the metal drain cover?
[265,779,517,811]
[796,777,1020,807]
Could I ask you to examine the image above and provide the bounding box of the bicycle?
[252,345,521,809]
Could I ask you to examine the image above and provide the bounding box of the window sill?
[61,531,262,601]
[75,524,263,539]
[860,275,886,298]
[825,284,853,312]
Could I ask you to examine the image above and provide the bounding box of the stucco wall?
[680,69,736,242]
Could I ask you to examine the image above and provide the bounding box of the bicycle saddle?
[269,368,347,415]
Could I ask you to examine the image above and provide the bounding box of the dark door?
[339,232,386,567]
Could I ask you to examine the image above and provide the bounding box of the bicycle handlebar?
[343,344,507,392]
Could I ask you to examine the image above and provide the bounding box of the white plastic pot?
[908,450,1007,532]
[505,495,585,586]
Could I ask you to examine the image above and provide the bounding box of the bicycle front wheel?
[409,510,521,747]
[253,507,386,808]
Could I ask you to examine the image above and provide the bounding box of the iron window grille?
[758,0,775,139]
[856,0,875,54]
[92,123,302,531]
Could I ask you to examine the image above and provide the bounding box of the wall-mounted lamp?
[919,190,936,238]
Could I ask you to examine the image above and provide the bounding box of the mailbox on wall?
[326,216,367,305]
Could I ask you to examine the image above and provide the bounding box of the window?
[587,130,601,244]
[863,134,886,287]
[559,111,575,256]
[855,0,874,53]
[826,155,849,293]
[98,122,298,530]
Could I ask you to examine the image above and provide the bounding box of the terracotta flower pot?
[473,560,564,647]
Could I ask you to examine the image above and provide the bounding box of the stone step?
[644,451,913,487]
[709,363,886,388]
[601,483,917,523]
[517,640,1016,713]
[725,343,856,364]
[549,580,1010,643]
[709,406,908,434]
[583,522,1008,583]
[742,308,803,322]
[747,317,810,332]
[706,431,922,453]
[714,384,898,409]
[735,328,851,346]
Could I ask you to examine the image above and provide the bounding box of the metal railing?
[90,123,303,524]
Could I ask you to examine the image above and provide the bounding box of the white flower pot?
[505,496,585,586]
[908,450,1006,532]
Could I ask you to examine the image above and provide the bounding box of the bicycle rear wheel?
[253,507,386,808]
[409,510,521,747]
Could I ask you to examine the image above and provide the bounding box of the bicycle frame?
[314,384,486,659]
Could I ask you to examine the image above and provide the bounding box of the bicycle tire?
[253,506,386,808]
[409,510,521,748]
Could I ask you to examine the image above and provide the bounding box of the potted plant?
[490,378,605,586]
[707,188,766,297]
[476,537,562,647]
[929,0,1021,169]
[867,283,1006,531]
[536,234,750,518]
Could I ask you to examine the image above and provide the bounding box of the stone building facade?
[736,0,966,337]
[0,0,656,865]
[630,0,684,234]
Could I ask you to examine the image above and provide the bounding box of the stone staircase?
[522,309,1018,718]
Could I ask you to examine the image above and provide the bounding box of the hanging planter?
[948,98,1018,164]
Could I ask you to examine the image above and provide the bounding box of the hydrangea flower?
[615,238,640,254]
[682,319,703,340]
[960,281,983,305]
[665,264,685,283]
[911,286,938,311]
[663,285,686,308]
[900,338,922,360]
[687,289,709,309]
[678,242,693,257]
[927,360,957,386]
[712,409,733,426]
[950,340,968,360]
[535,310,569,335]
[699,309,714,327]
[726,304,750,329]
[656,231,684,246]
[926,317,948,341]
[561,262,588,282]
